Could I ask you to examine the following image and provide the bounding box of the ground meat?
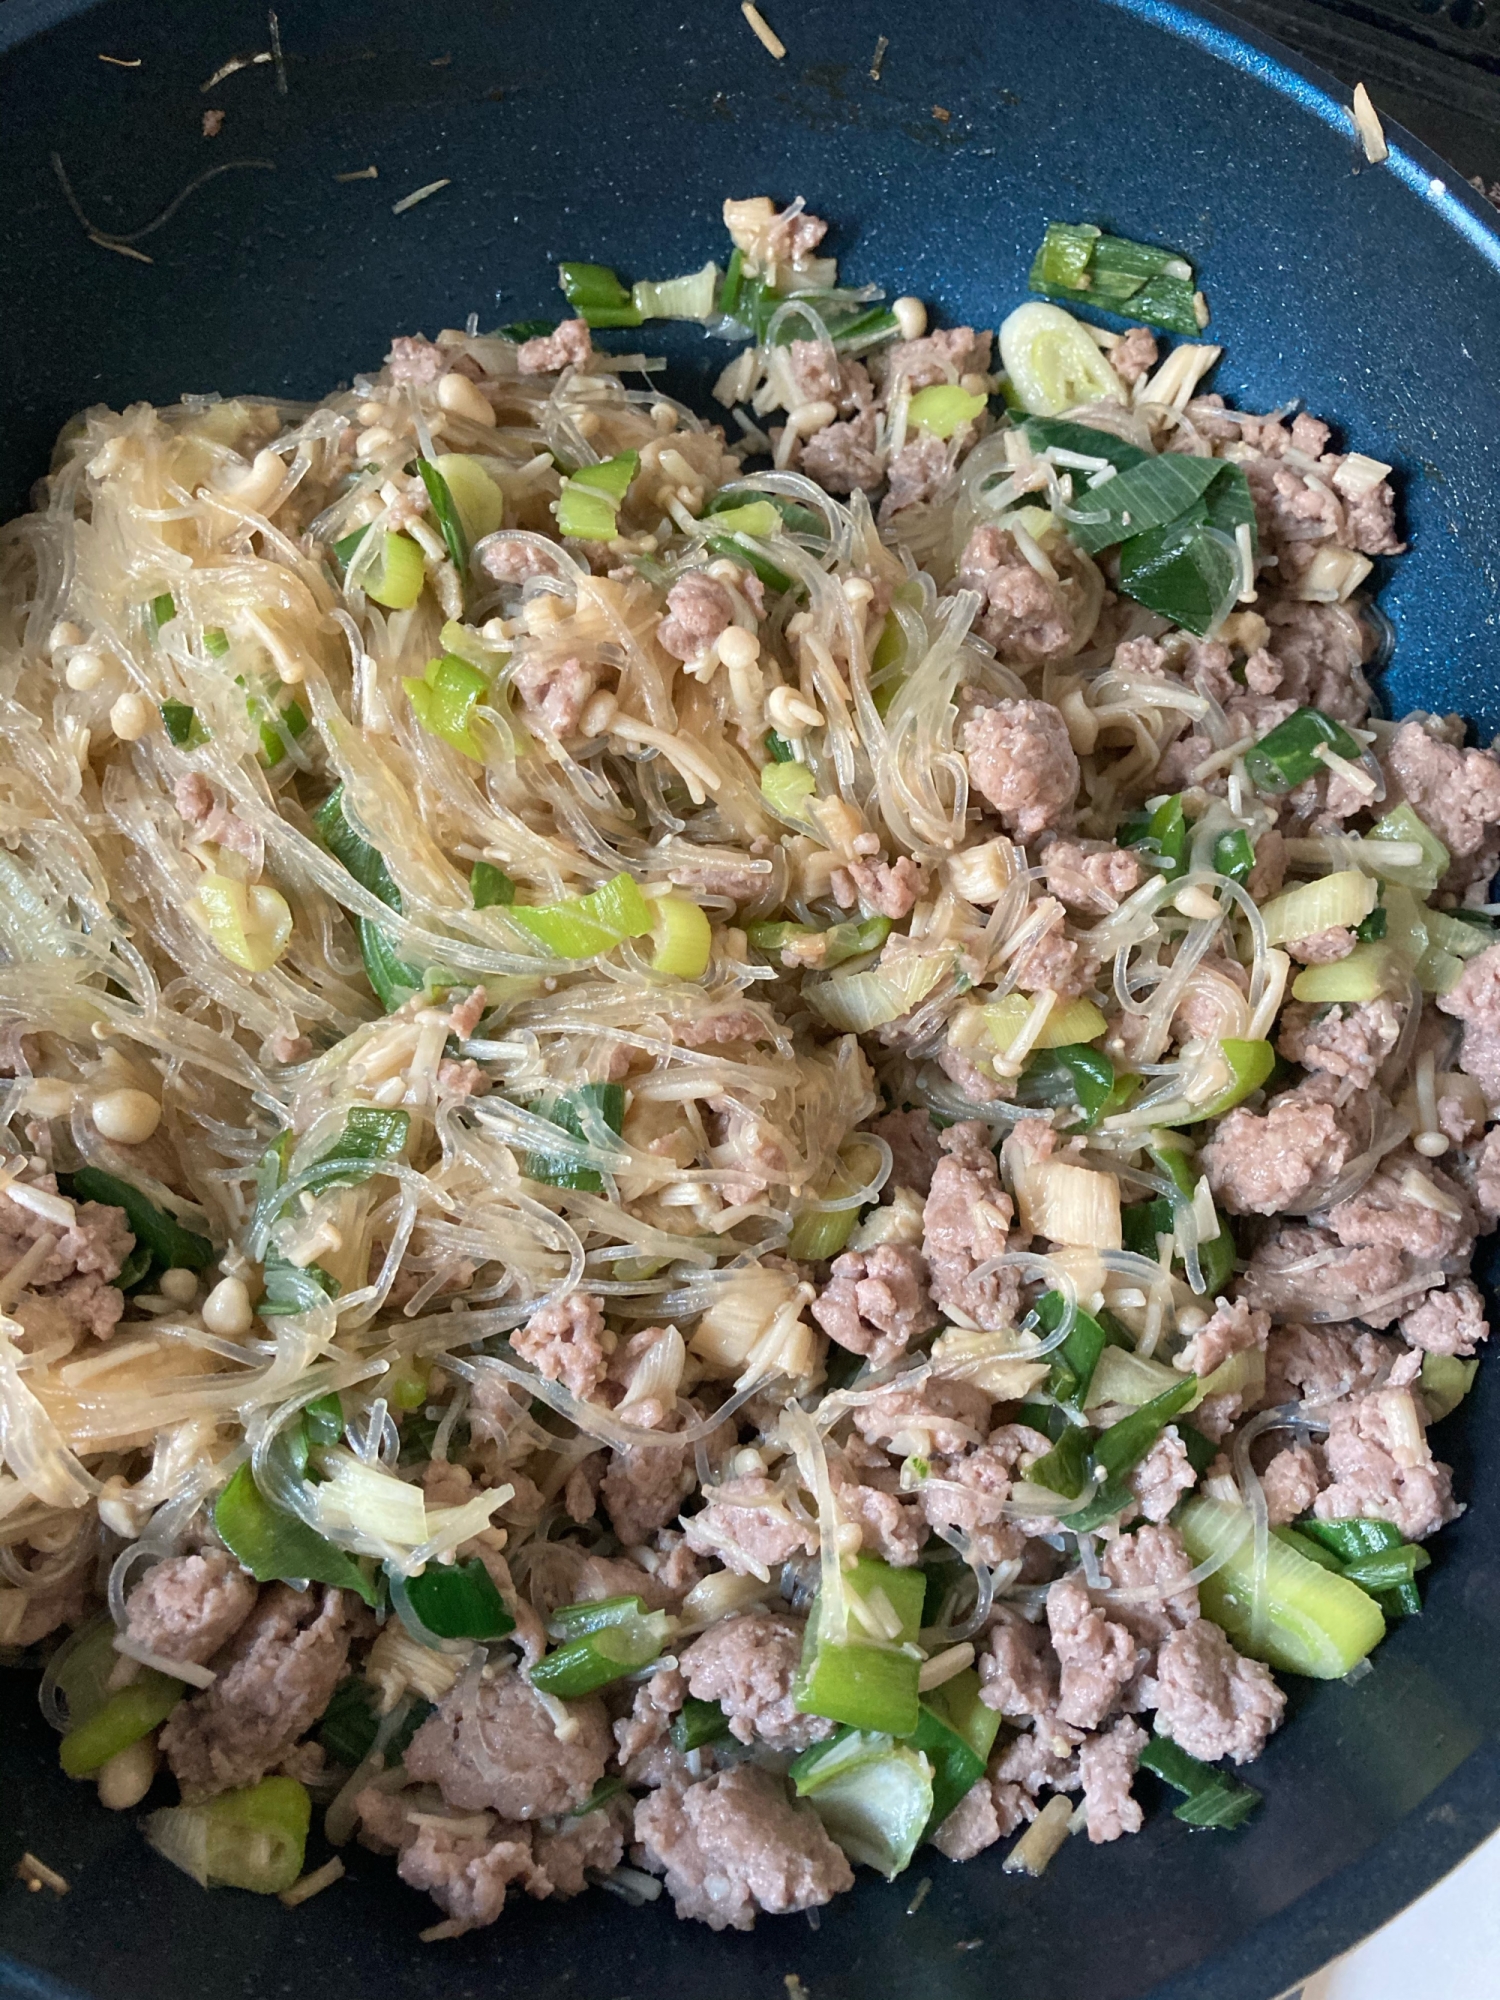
[1259,600,1370,727]
[1289,925,1355,965]
[480,540,552,586]
[1401,1280,1489,1357]
[613,1667,692,1789]
[836,855,927,919]
[509,654,599,735]
[1277,998,1403,1090]
[679,1610,833,1753]
[404,1665,612,1818]
[1079,1717,1148,1842]
[1261,1444,1324,1524]
[961,695,1079,839]
[1175,1298,1269,1380]
[385,335,446,384]
[869,1107,944,1195]
[1199,1086,1355,1216]
[978,1614,1058,1720]
[835,1472,929,1566]
[160,1584,352,1800]
[1263,1318,1398,1404]
[921,1120,1018,1330]
[876,326,993,392]
[879,433,955,521]
[798,410,884,494]
[1246,827,1289,901]
[396,1816,546,1932]
[673,1007,772,1048]
[1128,1427,1199,1523]
[0,1174,133,1297]
[1327,1152,1476,1265]
[682,1473,816,1574]
[1386,719,1500,873]
[124,1551,257,1668]
[600,1437,695,1547]
[1041,838,1146,915]
[174,771,261,866]
[516,318,593,374]
[811,1244,937,1369]
[1150,1620,1286,1765]
[850,1375,993,1456]
[929,1777,1005,1861]
[657,572,735,662]
[1046,1573,1141,1732]
[1009,917,1091,1000]
[1110,327,1159,386]
[783,341,873,415]
[1101,1525,1202,1653]
[1243,1226,1423,1329]
[534,1805,628,1897]
[957,531,1088,670]
[1314,1387,1459,1541]
[919,1425,1047,1567]
[1439,945,1500,1109]
[510,1290,610,1400]
[1343,479,1405,557]
[995,1718,1083,1797]
[634,1766,853,1931]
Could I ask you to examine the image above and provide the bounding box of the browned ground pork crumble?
[5,194,1495,1940]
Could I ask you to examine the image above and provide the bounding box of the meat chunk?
[1288,925,1355,965]
[811,1244,937,1369]
[1401,1280,1488,1358]
[1327,1153,1475,1265]
[850,1375,993,1456]
[124,1551,257,1668]
[879,433,956,521]
[1261,1444,1323,1525]
[978,1614,1058,1720]
[1263,1318,1398,1405]
[834,1469,929,1566]
[1041,838,1145,915]
[1314,1386,1459,1541]
[682,1473,816,1576]
[0,1170,133,1345]
[1046,1573,1140,1731]
[1128,1427,1198,1524]
[960,694,1079,836]
[1259,600,1371,728]
[1175,1298,1269,1380]
[921,1120,1018,1330]
[835,854,927,920]
[1386,719,1500,874]
[613,1667,693,1790]
[385,335,446,384]
[929,1777,1005,1860]
[679,1610,833,1753]
[515,318,593,374]
[957,532,1090,670]
[634,1766,853,1931]
[918,1424,1047,1568]
[1101,1525,1202,1652]
[1079,1717,1148,1842]
[533,1804,627,1896]
[1277,998,1403,1090]
[509,653,599,736]
[600,1438,695,1548]
[867,1107,943,1195]
[398,1817,546,1932]
[1243,1226,1423,1330]
[1439,945,1500,1110]
[1110,327,1159,386]
[1199,1086,1355,1216]
[876,327,993,392]
[1150,1620,1285,1765]
[510,1291,610,1400]
[403,1665,612,1818]
[657,573,735,662]
[160,1584,352,1800]
[783,340,873,415]
[799,410,884,495]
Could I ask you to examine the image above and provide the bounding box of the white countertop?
[1293,1827,1500,1999]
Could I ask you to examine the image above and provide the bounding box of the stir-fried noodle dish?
[3,194,1497,1933]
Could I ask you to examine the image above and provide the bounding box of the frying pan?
[2,2,1500,1995]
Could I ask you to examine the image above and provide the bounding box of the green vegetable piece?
[160,701,204,747]
[759,759,817,822]
[314,783,401,907]
[1294,1517,1429,1616]
[471,861,516,908]
[299,1107,410,1200]
[1091,1377,1197,1485]
[718,247,745,319]
[392,1556,515,1642]
[568,451,641,506]
[508,871,654,957]
[1068,457,1232,557]
[529,1609,670,1697]
[203,627,231,659]
[794,1557,925,1737]
[1024,1421,1091,1500]
[65,1167,213,1276]
[1244,707,1362,794]
[1178,1495,1386,1678]
[403,652,489,760]
[1020,415,1150,474]
[557,261,643,326]
[363,531,427,610]
[498,318,556,342]
[1139,1732,1262,1828]
[1421,1351,1478,1421]
[1117,517,1242,639]
[908,384,988,438]
[255,694,309,766]
[416,459,469,573]
[789,1729,935,1879]
[1365,803,1451,893]
[214,1462,377,1605]
[704,533,795,596]
[258,1249,339,1319]
[1036,1290,1125,1408]
[303,1391,345,1447]
[150,592,177,631]
[1120,794,1189,881]
[671,1697,733,1752]
[60,1673,182,1778]
[701,499,783,539]
[786,1200,861,1262]
[548,1593,651,1640]
[763,730,797,763]
[826,303,900,353]
[168,1775,311,1893]
[1028,223,1207,337]
[1177,1422,1217,1475]
[1170,1038,1275,1124]
[523,1080,625,1192]
[318,1678,432,1769]
[1213,829,1255,885]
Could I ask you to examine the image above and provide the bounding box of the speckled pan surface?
[1,2,1498,1996]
